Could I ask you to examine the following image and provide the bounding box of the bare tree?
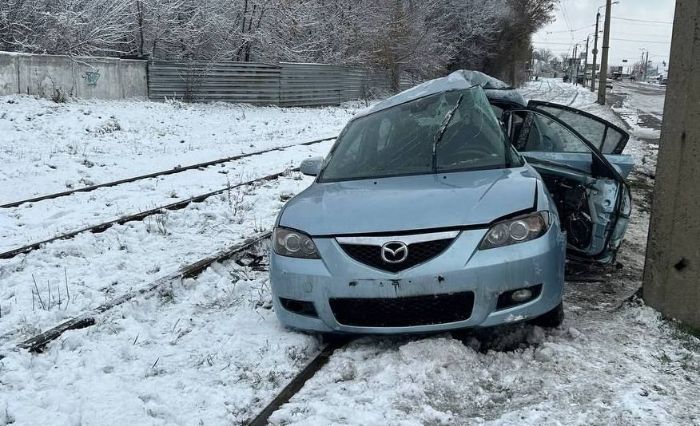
[0,0,556,86]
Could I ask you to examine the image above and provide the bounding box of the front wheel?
[529,302,564,328]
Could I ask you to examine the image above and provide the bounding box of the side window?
[530,103,628,154]
[518,112,591,153]
[602,130,624,154]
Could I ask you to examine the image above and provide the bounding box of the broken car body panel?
[503,105,632,263]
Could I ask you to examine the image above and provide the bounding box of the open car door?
[527,100,634,178]
[505,108,632,264]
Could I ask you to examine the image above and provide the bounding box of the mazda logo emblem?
[381,241,409,264]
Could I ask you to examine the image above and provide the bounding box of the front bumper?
[270,226,566,334]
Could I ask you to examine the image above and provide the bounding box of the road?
[609,80,667,133]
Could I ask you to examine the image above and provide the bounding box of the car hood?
[279,167,538,236]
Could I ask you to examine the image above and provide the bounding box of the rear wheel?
[529,302,564,328]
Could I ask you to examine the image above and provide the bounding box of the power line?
[546,24,595,34]
[532,41,577,46]
[613,31,672,38]
[611,38,671,44]
[558,0,575,41]
[612,17,673,24]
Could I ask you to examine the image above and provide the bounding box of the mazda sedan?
[270,71,632,334]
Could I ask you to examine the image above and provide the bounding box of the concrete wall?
[0,52,147,99]
[643,0,700,329]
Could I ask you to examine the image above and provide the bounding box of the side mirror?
[299,156,323,176]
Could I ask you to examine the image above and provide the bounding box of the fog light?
[496,284,543,310]
[279,297,318,317]
[511,289,533,303]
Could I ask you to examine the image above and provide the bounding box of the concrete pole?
[643,0,700,330]
[572,44,578,85]
[584,36,590,88]
[591,13,600,92]
[597,0,612,104]
[645,50,650,81]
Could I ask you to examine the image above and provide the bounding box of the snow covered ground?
[0,141,333,252]
[1,80,697,425]
[0,96,363,201]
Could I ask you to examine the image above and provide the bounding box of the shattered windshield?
[319,87,509,182]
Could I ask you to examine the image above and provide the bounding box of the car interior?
[492,102,625,259]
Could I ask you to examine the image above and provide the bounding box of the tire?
[529,302,564,328]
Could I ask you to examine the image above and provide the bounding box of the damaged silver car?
[269,71,632,334]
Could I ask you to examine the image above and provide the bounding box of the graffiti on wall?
[82,69,100,87]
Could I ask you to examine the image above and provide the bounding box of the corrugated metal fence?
[148,60,403,106]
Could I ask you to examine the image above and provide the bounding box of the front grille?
[340,238,453,273]
[329,292,474,327]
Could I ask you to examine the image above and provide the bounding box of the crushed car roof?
[356,70,526,119]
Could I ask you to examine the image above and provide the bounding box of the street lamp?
[583,32,601,87]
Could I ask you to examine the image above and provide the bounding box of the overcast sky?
[533,0,676,69]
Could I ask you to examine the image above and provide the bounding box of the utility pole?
[591,12,601,92]
[572,43,578,85]
[583,36,590,88]
[645,50,650,81]
[643,0,700,330]
[597,0,612,104]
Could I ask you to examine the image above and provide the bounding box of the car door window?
[519,113,591,153]
[528,101,629,154]
[602,130,624,154]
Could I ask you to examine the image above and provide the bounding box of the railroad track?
[0,168,295,259]
[0,136,335,209]
[246,338,351,426]
[4,227,349,424]
[4,232,271,353]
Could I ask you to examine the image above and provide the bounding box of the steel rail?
[12,232,271,353]
[1,136,335,209]
[0,168,293,260]
[245,338,350,426]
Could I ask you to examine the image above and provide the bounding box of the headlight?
[272,227,320,259]
[479,212,550,250]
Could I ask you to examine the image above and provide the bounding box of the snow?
[271,308,699,425]
[0,171,317,343]
[1,79,698,425]
[0,141,333,252]
[2,261,321,424]
[355,70,524,120]
[0,96,363,201]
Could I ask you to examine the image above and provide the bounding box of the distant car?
[270,71,632,335]
[563,75,570,83]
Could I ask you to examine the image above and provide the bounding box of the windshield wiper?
[432,94,464,171]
